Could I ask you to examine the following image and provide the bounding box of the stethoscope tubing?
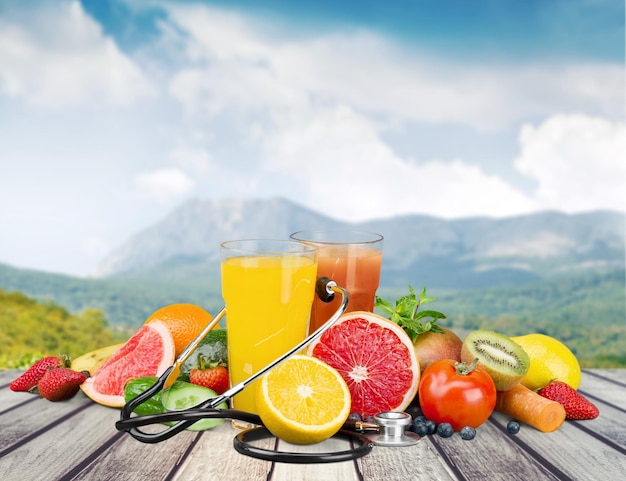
[116,278,349,445]
[115,409,374,463]
[115,408,262,433]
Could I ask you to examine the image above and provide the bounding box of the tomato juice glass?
[220,239,318,425]
[289,230,383,335]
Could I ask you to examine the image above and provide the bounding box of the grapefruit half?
[306,311,420,418]
[81,321,175,408]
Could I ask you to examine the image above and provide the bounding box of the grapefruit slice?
[81,321,175,408]
[306,311,420,418]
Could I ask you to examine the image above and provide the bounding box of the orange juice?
[221,253,317,415]
[310,246,383,332]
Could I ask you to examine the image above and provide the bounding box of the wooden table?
[1,369,625,481]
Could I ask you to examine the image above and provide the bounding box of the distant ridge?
[91,197,341,278]
[91,197,625,291]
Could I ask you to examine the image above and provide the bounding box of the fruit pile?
[9,304,229,419]
[10,288,600,445]
[369,286,600,441]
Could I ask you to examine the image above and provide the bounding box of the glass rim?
[220,238,318,255]
[289,229,383,247]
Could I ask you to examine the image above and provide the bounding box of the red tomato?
[418,359,496,431]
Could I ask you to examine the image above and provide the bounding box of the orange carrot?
[495,383,566,433]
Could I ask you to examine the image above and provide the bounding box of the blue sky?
[0,0,624,276]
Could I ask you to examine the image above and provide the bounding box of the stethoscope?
[115,278,419,464]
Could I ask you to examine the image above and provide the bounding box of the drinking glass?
[220,239,318,422]
[289,230,383,334]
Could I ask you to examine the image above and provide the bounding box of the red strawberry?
[190,364,230,394]
[37,367,87,402]
[538,381,599,420]
[10,356,68,392]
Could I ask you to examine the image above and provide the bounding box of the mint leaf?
[375,285,446,342]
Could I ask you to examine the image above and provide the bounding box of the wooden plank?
[426,417,566,481]
[488,411,626,481]
[590,369,626,385]
[69,428,200,481]
[0,390,92,451]
[168,422,275,481]
[1,369,626,481]
[269,436,361,481]
[0,383,202,481]
[576,369,626,451]
[171,422,363,481]
[0,370,28,411]
[581,369,626,409]
[0,397,124,481]
[359,437,457,481]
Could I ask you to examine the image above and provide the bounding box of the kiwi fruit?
[461,330,530,391]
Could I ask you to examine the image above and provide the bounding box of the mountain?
[2,198,623,366]
[91,197,341,279]
[91,197,625,291]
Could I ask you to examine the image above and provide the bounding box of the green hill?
[1,263,624,368]
[0,262,223,328]
[0,290,126,369]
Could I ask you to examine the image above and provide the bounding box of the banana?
[71,343,125,376]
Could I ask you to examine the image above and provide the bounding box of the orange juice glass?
[289,230,383,334]
[220,239,318,420]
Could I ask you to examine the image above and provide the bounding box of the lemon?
[511,333,581,390]
[256,355,351,445]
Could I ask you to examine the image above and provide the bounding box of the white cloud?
[0,0,156,107]
[163,4,623,131]
[264,105,535,221]
[0,1,623,277]
[514,114,626,213]
[170,145,212,173]
[156,3,625,221]
[134,168,196,201]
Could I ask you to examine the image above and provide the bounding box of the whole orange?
[145,303,214,356]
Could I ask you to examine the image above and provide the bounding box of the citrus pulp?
[145,303,214,357]
[306,311,420,417]
[81,321,175,407]
[256,355,351,444]
[511,333,581,390]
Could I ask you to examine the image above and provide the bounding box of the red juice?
[290,230,384,334]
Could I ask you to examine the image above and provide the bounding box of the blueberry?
[413,415,427,424]
[436,422,454,438]
[507,420,521,434]
[348,412,362,423]
[363,415,376,425]
[425,420,437,435]
[459,426,476,440]
[412,421,429,437]
[404,404,423,419]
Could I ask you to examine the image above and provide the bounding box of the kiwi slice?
[461,330,530,391]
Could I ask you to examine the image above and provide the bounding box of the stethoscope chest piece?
[367,412,420,447]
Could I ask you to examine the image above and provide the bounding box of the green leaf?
[414,310,447,321]
[374,285,447,342]
[374,296,395,317]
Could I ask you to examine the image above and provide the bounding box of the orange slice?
[256,355,351,444]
